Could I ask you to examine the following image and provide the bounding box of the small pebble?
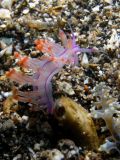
[13,154,22,160]
[92,5,100,12]
[23,9,29,15]
[29,2,36,8]
[34,143,41,151]
[59,81,75,95]
[39,149,64,160]
[21,115,29,123]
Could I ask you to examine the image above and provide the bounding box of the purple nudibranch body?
[6,30,94,113]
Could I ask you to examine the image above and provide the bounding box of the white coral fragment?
[99,140,119,154]
[104,0,113,4]
[104,29,120,50]
[0,8,11,19]
[1,0,15,10]
[91,82,120,154]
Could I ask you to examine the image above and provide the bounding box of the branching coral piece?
[91,82,120,154]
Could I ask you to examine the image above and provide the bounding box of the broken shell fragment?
[0,45,13,58]
[18,17,53,30]
[54,97,99,150]
[47,6,63,16]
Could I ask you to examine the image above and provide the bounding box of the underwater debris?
[54,97,99,150]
